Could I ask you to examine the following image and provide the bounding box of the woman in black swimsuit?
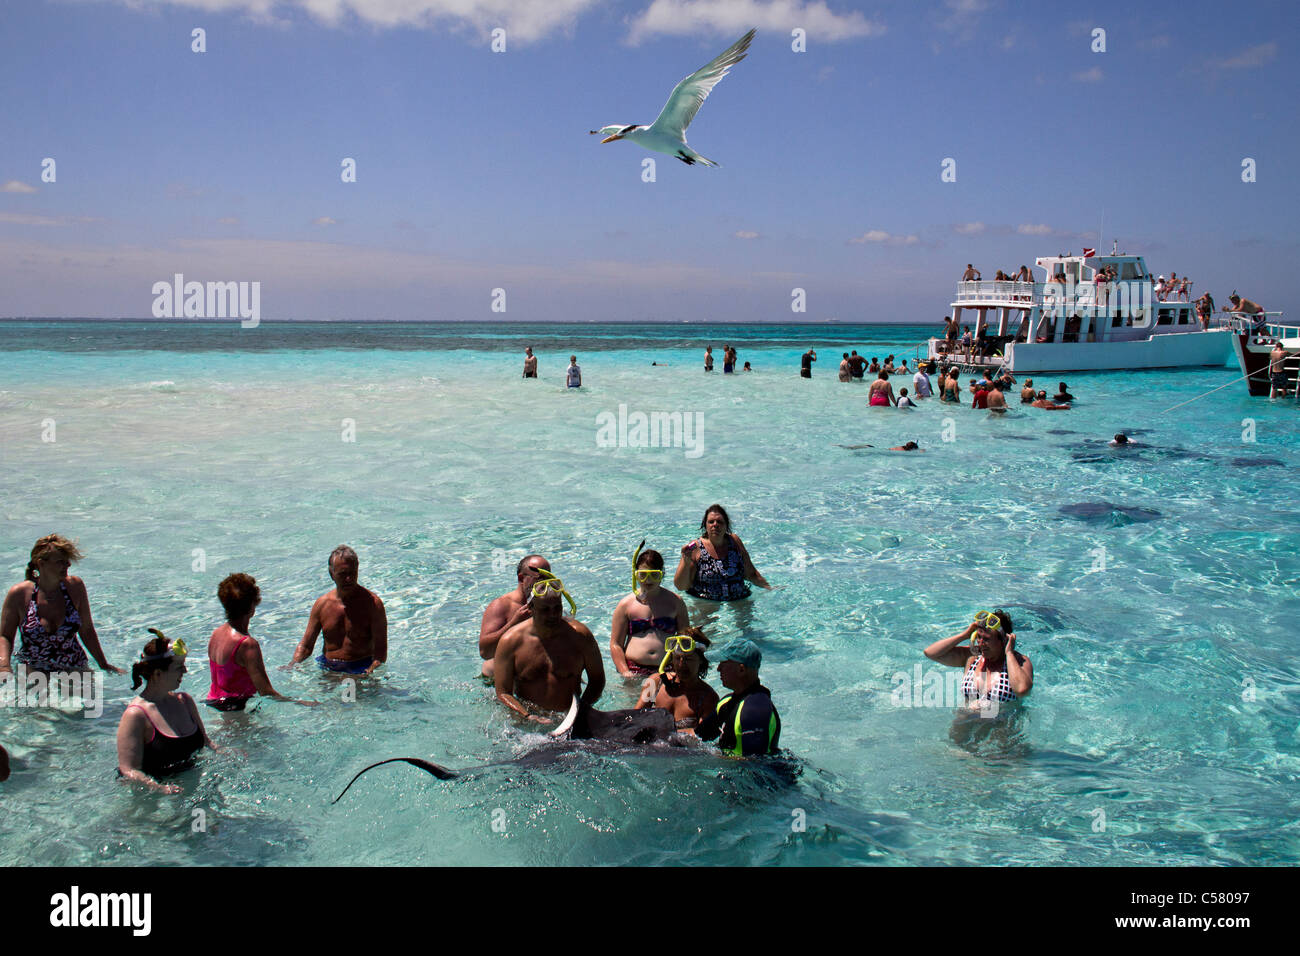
[116,633,215,794]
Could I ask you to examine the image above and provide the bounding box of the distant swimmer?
[611,544,689,678]
[698,640,781,756]
[1,534,123,676]
[634,628,718,734]
[922,609,1033,714]
[292,545,387,676]
[742,361,752,372]
[1109,433,1132,447]
[1031,391,1070,410]
[494,570,604,723]
[206,574,311,710]
[705,346,714,372]
[523,346,537,378]
[1053,381,1075,403]
[675,504,773,601]
[890,441,923,451]
[566,355,582,388]
[480,554,549,680]
[117,632,215,794]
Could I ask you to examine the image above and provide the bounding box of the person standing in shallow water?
[479,554,550,680]
[1,534,122,676]
[800,348,816,378]
[566,355,582,388]
[522,347,537,378]
[675,504,772,601]
[117,632,216,794]
[206,573,309,710]
[704,346,714,372]
[292,545,387,676]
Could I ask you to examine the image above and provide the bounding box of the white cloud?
[628,0,885,44]
[1072,66,1103,83]
[95,0,601,44]
[1,180,38,194]
[1218,41,1276,69]
[733,229,761,239]
[0,212,103,226]
[313,216,337,226]
[1016,223,1054,236]
[953,222,985,235]
[217,216,241,225]
[849,229,918,246]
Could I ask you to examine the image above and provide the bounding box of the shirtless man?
[1269,342,1291,399]
[293,545,387,675]
[523,347,538,378]
[494,585,604,723]
[1031,390,1070,410]
[1020,379,1035,403]
[986,384,1007,412]
[962,264,981,282]
[479,554,549,679]
[1227,294,1267,333]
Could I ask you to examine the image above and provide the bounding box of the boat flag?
[1082,247,1096,258]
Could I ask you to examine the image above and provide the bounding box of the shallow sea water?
[1,321,1298,866]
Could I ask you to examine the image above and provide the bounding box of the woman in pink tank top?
[206,574,304,710]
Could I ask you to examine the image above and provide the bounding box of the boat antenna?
[1099,209,1104,255]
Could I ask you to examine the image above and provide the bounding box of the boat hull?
[1000,330,1234,373]
[1231,331,1298,396]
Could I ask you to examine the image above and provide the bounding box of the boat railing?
[955,280,1037,304]
[1225,311,1295,341]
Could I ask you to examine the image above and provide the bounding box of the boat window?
[1177,310,1190,325]
[1157,309,1174,326]
[1120,262,1141,279]
[1111,314,1124,327]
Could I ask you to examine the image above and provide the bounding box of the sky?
[1,0,1296,322]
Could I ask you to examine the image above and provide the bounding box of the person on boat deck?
[1015,265,1031,283]
[117,633,217,794]
[675,504,772,601]
[1227,294,1266,331]
[611,547,690,679]
[922,609,1033,714]
[1195,292,1215,330]
[962,264,981,281]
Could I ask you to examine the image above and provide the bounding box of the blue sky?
[1,0,1295,322]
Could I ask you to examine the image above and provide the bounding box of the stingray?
[1058,501,1163,524]
[1045,429,1077,435]
[1229,457,1285,468]
[332,698,683,803]
[996,434,1038,441]
[998,602,1071,631]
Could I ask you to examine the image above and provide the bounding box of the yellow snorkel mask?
[532,568,577,616]
[143,628,187,659]
[657,634,702,675]
[631,539,646,594]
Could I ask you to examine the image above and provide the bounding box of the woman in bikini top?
[921,608,1033,715]
[610,548,689,678]
[634,629,719,733]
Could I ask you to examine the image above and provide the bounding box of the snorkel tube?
[631,539,646,595]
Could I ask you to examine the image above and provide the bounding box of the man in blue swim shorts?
[292,545,387,676]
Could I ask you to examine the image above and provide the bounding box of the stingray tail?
[332,757,459,804]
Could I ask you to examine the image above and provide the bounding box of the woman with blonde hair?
[0,534,121,675]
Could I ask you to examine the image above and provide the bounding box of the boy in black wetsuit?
[699,639,781,756]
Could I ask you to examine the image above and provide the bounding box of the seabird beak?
[601,134,622,143]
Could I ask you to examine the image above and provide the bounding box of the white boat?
[926,250,1235,373]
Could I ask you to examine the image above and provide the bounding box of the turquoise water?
[2,321,1298,866]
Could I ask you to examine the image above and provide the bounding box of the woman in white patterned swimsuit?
[922,608,1033,711]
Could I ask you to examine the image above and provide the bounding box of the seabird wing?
[648,28,755,141]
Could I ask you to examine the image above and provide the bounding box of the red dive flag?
[1082,247,1096,258]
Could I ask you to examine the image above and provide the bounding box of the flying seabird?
[589,28,756,167]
